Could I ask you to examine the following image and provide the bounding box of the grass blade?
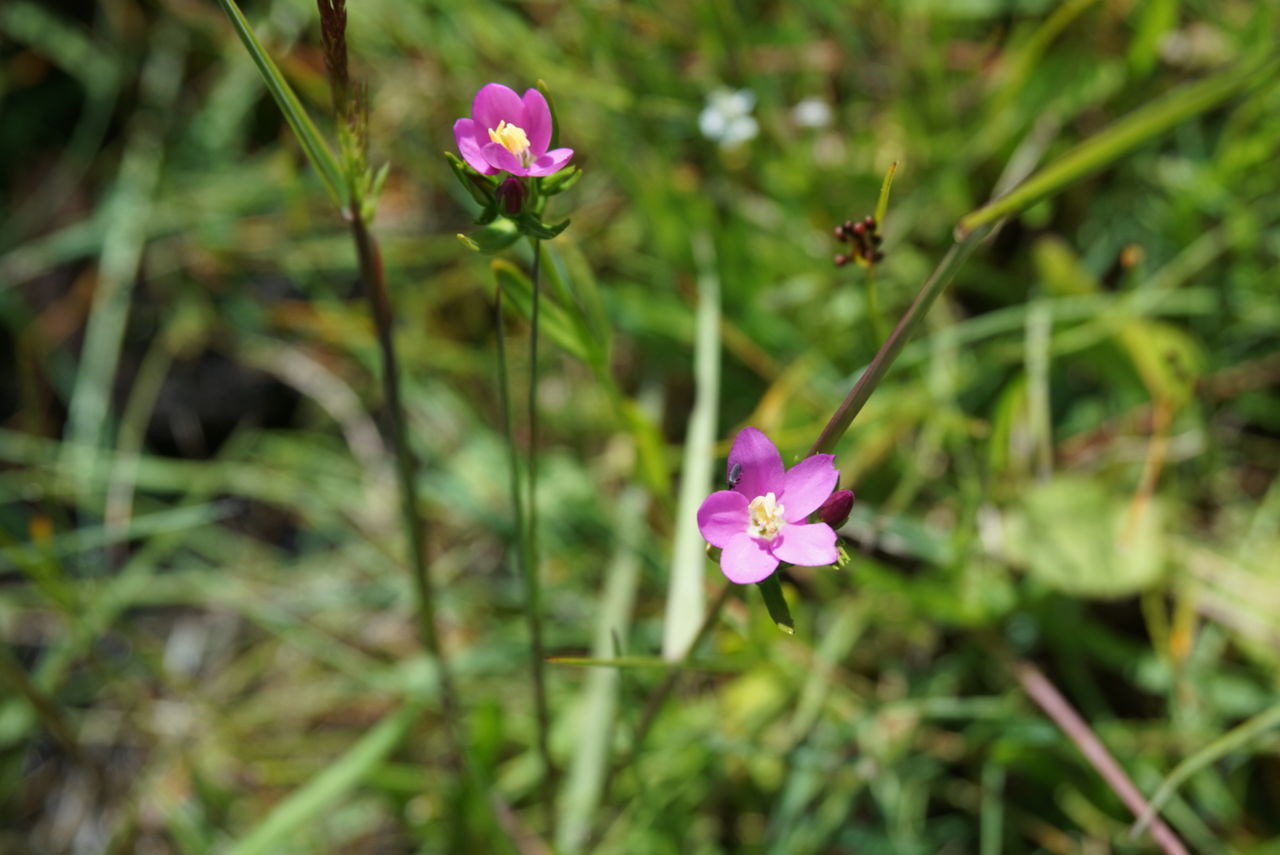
[214,0,346,209]
[1131,701,1280,838]
[223,702,423,855]
[661,231,721,660]
[958,52,1279,235]
[874,160,897,225]
[62,24,184,502]
[557,486,647,852]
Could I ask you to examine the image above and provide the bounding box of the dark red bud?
[496,177,527,215]
[851,221,866,236]
[834,225,847,240]
[843,220,855,232]
[863,215,876,228]
[834,253,850,267]
[817,489,855,528]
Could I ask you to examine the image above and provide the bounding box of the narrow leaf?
[755,573,795,635]
[491,259,594,363]
[662,231,720,660]
[874,160,898,225]
[215,0,346,209]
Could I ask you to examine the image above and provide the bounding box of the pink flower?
[696,427,841,584]
[453,83,574,178]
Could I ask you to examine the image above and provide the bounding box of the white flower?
[791,97,832,129]
[699,88,759,147]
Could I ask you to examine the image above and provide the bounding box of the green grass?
[2,1,1280,853]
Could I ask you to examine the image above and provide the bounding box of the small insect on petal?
[728,462,743,488]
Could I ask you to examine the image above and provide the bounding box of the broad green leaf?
[1006,476,1164,598]
[1117,320,1203,407]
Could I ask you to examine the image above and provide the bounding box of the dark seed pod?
[851,221,866,236]
[834,225,847,240]
[864,215,876,228]
[843,220,855,233]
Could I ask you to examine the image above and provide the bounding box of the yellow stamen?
[746,492,785,541]
[488,120,531,160]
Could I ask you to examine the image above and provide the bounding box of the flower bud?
[496,176,527,215]
[817,489,854,528]
[834,253,850,267]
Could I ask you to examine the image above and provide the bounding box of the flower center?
[746,492,785,541]
[488,120,532,165]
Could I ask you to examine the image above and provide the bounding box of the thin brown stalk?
[1012,660,1189,855]
[349,213,461,728]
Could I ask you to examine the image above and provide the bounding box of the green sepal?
[358,161,391,223]
[445,152,497,208]
[474,201,500,225]
[458,220,520,254]
[540,166,581,196]
[755,573,795,635]
[516,214,570,240]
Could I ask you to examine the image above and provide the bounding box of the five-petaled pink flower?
[453,83,574,178]
[697,427,840,584]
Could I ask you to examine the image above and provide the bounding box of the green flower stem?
[349,213,458,721]
[525,237,556,834]
[864,265,886,345]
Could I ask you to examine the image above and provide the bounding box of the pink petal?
[472,83,524,134]
[728,427,784,501]
[526,148,574,177]
[720,533,779,584]
[481,141,528,175]
[454,118,497,174]
[781,454,838,522]
[696,490,749,549]
[771,522,838,568]
[520,88,552,156]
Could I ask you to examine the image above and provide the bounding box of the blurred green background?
[2,0,1279,852]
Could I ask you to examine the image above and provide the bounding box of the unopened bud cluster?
[833,216,884,267]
